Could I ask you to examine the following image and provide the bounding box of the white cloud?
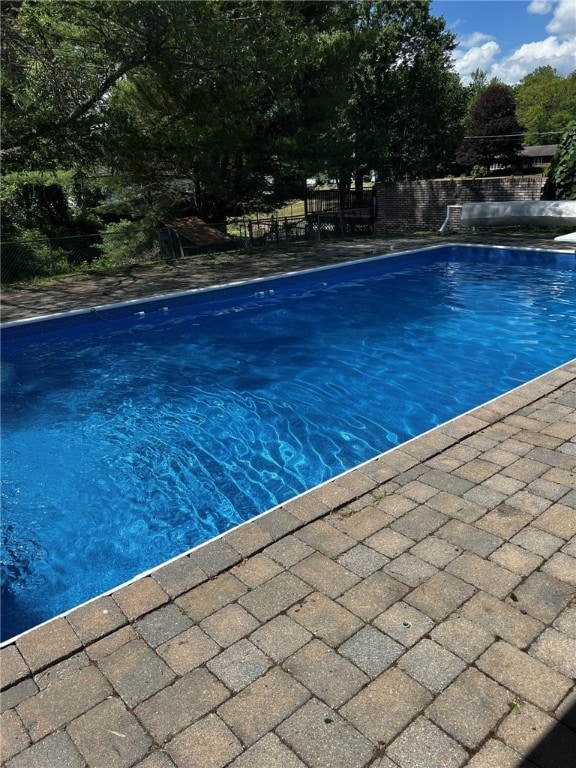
[527,0,555,15]
[452,41,500,79]
[460,32,495,49]
[452,0,576,84]
[545,0,576,37]
[492,35,576,83]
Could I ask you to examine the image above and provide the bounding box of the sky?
[431,0,576,84]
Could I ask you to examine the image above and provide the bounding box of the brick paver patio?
[1,236,575,767]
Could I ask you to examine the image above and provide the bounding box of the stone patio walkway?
[1,237,575,768]
[2,232,573,323]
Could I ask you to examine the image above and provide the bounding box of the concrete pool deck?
[1,235,575,767]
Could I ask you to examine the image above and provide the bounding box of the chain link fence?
[0,229,162,285]
[1,214,376,286]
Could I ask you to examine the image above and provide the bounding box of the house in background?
[518,144,558,171]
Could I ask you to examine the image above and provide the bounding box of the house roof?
[519,145,557,158]
[162,216,233,246]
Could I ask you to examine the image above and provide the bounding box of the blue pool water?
[1,244,575,640]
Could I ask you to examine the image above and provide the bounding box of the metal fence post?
[46,238,55,275]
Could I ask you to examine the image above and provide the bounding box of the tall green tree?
[465,69,490,111]
[515,67,576,146]
[456,83,524,173]
[1,0,468,240]
[316,0,467,188]
[101,1,320,222]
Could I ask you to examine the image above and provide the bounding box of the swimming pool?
[1,244,575,641]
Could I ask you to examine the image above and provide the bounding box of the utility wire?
[463,130,564,139]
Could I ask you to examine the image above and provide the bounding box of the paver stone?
[238,572,311,622]
[207,639,272,692]
[165,714,242,768]
[287,592,363,646]
[134,667,230,743]
[477,640,572,710]
[397,639,466,693]
[16,665,111,742]
[1,709,30,762]
[15,619,82,673]
[339,626,404,677]
[217,667,310,746]
[337,571,409,621]
[426,668,511,748]
[98,639,175,708]
[0,647,30,691]
[404,571,475,621]
[386,716,468,768]
[497,700,576,766]
[250,615,312,662]
[340,667,432,744]
[282,639,368,708]
[227,733,306,768]
[156,625,220,674]
[276,698,374,768]
[459,590,543,648]
[67,697,152,768]
[5,731,85,768]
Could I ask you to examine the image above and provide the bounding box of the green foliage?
[515,67,576,146]
[93,220,157,268]
[3,0,569,281]
[304,0,467,185]
[1,0,171,161]
[1,170,74,239]
[541,122,576,200]
[1,0,172,243]
[465,70,489,111]
[0,229,68,284]
[457,83,524,172]
[101,0,320,221]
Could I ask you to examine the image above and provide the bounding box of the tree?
[1,0,174,158]
[515,67,576,146]
[541,122,576,200]
[0,0,469,242]
[1,1,323,233]
[0,0,175,239]
[316,0,467,187]
[465,69,490,111]
[456,83,524,173]
[100,1,320,222]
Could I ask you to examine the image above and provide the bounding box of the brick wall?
[375,176,545,233]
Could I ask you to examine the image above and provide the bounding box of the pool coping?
[2,234,575,325]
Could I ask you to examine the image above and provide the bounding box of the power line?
[463,130,564,139]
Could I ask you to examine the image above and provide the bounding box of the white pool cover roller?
[554,231,576,242]
[460,200,576,228]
